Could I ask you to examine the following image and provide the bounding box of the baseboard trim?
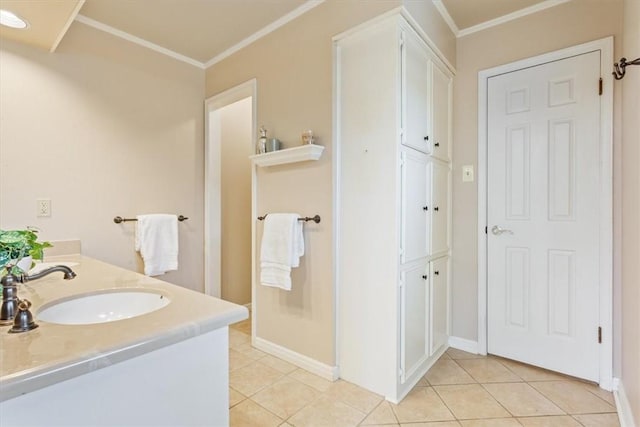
[614,379,637,427]
[253,337,339,381]
[448,336,479,354]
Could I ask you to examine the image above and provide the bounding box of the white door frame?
[204,79,257,298]
[477,37,614,389]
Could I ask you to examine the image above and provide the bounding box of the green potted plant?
[0,228,52,275]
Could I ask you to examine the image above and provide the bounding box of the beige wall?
[0,23,205,291]
[621,0,640,421]
[206,0,455,366]
[451,0,624,341]
[220,97,253,305]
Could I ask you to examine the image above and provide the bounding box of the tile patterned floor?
[228,318,619,427]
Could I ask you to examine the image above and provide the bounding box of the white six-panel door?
[487,51,601,381]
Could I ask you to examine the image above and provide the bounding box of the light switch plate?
[462,165,474,182]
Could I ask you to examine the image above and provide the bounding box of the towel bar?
[114,215,188,224]
[257,214,321,224]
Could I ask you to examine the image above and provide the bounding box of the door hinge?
[598,326,602,343]
[485,226,488,234]
[599,78,603,96]
[398,367,404,378]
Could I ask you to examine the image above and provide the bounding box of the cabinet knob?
[434,142,440,147]
[423,136,429,141]
[434,206,439,211]
[422,275,428,280]
[423,206,428,211]
[434,271,440,275]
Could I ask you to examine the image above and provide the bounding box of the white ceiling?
[0,0,564,67]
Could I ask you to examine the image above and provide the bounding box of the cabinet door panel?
[401,150,429,263]
[403,30,431,154]
[430,162,450,255]
[431,62,451,162]
[430,256,449,356]
[400,264,429,382]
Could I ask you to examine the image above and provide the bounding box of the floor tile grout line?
[250,374,326,422]
[430,384,467,422]
[480,381,569,419]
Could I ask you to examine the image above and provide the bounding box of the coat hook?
[613,57,640,80]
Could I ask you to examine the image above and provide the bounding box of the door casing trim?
[477,37,614,389]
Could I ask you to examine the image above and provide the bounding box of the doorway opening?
[204,80,257,307]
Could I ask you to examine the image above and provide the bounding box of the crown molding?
[432,0,459,37]
[204,0,325,69]
[457,0,572,38]
[51,0,86,53]
[433,0,572,38]
[74,14,205,69]
[74,1,325,70]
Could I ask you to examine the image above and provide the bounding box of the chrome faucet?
[0,265,77,328]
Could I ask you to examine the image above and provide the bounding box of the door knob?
[422,275,428,280]
[491,225,514,235]
[423,206,428,211]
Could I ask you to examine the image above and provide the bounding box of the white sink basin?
[37,290,170,325]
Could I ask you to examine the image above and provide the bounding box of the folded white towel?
[135,214,179,276]
[260,213,304,291]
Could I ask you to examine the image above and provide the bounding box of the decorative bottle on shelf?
[257,126,267,154]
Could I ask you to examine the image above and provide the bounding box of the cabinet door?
[403,29,431,154]
[430,161,450,255]
[430,256,449,356]
[400,263,429,382]
[430,62,451,162]
[401,150,429,264]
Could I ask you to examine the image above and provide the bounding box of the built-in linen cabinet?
[336,13,453,403]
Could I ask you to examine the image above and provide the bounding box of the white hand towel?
[260,213,304,290]
[135,214,179,276]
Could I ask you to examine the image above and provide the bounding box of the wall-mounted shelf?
[250,144,324,167]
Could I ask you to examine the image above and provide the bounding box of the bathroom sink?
[37,290,170,325]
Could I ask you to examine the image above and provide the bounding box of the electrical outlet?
[37,199,51,217]
[462,165,474,182]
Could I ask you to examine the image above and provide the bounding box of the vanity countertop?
[0,255,248,401]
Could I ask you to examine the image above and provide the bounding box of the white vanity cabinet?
[336,13,453,403]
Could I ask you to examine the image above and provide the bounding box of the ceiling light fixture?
[0,10,29,29]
